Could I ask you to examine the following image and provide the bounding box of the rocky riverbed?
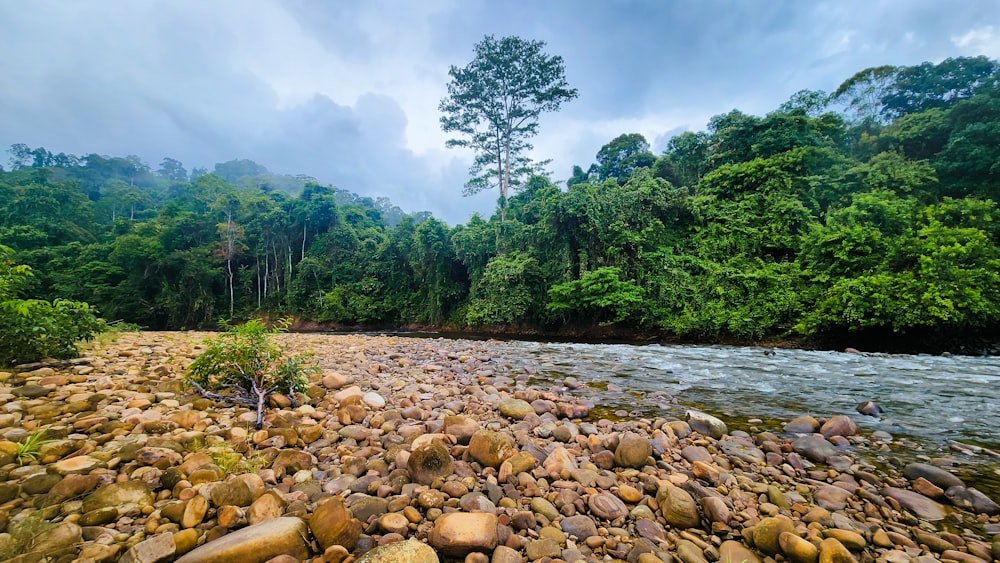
[0,331,997,563]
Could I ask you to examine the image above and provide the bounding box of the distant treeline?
[2,56,999,346]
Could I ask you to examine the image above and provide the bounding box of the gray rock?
[944,486,1000,515]
[560,514,598,539]
[686,410,727,439]
[119,532,176,563]
[902,463,963,490]
[791,435,839,463]
[882,486,948,521]
[856,401,882,416]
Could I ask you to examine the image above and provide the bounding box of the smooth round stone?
[526,537,562,560]
[753,515,795,556]
[720,541,762,563]
[656,483,700,529]
[818,538,855,563]
[614,433,652,468]
[560,514,598,539]
[309,496,362,552]
[903,463,964,490]
[467,430,517,468]
[362,392,386,409]
[820,415,858,438]
[617,483,643,503]
[530,497,560,521]
[781,531,819,563]
[686,410,728,439]
[881,486,947,521]
[498,399,534,420]
[588,492,628,520]
[784,416,819,433]
[408,441,454,485]
[792,435,839,463]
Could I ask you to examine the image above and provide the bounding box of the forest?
[2,54,1000,353]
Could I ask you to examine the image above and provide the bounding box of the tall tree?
[440,35,577,219]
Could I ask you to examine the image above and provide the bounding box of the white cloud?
[952,25,1000,58]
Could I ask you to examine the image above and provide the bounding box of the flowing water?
[463,339,1000,492]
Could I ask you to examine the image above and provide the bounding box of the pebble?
[0,331,993,563]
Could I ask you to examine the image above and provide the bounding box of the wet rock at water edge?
[856,400,882,416]
[686,410,728,439]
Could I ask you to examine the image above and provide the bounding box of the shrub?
[185,318,318,429]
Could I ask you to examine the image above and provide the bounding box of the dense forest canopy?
[2,54,999,349]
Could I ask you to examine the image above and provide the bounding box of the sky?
[2,1,999,225]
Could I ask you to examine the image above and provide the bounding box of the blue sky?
[2,1,998,224]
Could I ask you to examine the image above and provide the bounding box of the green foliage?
[186,319,315,398]
[0,511,56,559]
[547,267,644,325]
[440,35,578,216]
[466,251,543,326]
[15,430,55,464]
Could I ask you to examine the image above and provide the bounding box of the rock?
[944,486,1000,515]
[856,401,882,416]
[686,410,727,439]
[498,451,536,481]
[614,432,652,468]
[354,539,439,563]
[752,515,795,556]
[814,485,853,511]
[903,463,964,489]
[492,546,523,563]
[175,517,311,563]
[50,455,105,475]
[361,392,385,409]
[43,474,101,506]
[700,496,731,525]
[720,540,763,563]
[820,415,858,438]
[211,477,259,507]
[427,512,499,557]
[82,480,153,515]
[467,429,517,468]
[882,486,948,520]
[656,483,701,529]
[791,435,839,463]
[443,415,479,445]
[119,532,176,563]
[780,531,819,563]
[542,445,578,478]
[408,441,455,484]
[818,538,856,563]
[824,529,865,550]
[785,416,820,433]
[271,449,314,477]
[309,496,362,552]
[31,521,82,555]
[720,436,765,463]
[498,398,534,420]
[677,538,709,563]
[526,537,562,560]
[560,514,598,539]
[530,497,560,521]
[588,492,628,520]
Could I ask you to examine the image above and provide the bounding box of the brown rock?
[780,532,819,563]
[820,416,858,438]
[818,538,856,563]
[427,512,499,557]
[752,515,795,556]
[614,432,652,469]
[119,532,176,563]
[408,441,455,484]
[175,517,311,563]
[309,496,362,552]
[247,491,286,524]
[719,540,763,563]
[467,430,517,468]
[656,483,701,529]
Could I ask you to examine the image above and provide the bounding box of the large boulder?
[176,517,311,563]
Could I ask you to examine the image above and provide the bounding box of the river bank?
[0,331,997,562]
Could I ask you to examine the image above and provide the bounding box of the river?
[449,338,999,491]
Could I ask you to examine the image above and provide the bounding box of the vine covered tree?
[440,35,577,219]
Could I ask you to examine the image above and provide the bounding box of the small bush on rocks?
[186,318,318,429]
